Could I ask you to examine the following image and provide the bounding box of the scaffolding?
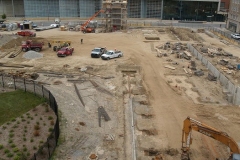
[102,0,127,32]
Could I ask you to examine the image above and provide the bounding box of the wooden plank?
[164,65,175,70]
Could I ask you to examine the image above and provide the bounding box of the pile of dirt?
[0,34,18,48]
[0,36,46,50]
[166,27,203,41]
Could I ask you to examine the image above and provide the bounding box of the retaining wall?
[187,44,240,105]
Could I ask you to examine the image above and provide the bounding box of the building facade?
[227,0,240,33]
[0,0,227,21]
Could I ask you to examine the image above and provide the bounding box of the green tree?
[2,13,6,19]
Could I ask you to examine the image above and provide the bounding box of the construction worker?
[48,42,51,48]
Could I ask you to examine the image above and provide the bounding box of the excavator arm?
[81,10,105,31]
[181,117,240,160]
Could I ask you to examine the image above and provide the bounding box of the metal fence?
[187,44,240,105]
[0,74,60,160]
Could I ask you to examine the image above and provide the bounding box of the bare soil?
[1,26,240,160]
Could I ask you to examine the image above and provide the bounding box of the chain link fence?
[0,74,59,160]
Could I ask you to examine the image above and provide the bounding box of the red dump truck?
[22,40,44,52]
[17,30,36,37]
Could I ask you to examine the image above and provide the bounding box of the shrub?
[21,115,24,118]
[30,138,34,142]
[34,125,40,130]
[24,126,27,129]
[39,140,44,144]
[50,120,55,125]
[13,147,19,152]
[10,144,16,148]
[48,128,53,132]
[40,117,42,120]
[10,129,14,133]
[11,118,16,122]
[26,113,30,115]
[36,121,39,125]
[48,116,53,120]
[7,152,14,157]
[35,113,38,116]
[9,133,14,138]
[43,123,46,126]
[0,144,3,150]
[2,126,7,129]
[33,146,37,150]
[23,147,27,152]
[27,121,30,124]
[8,139,13,143]
[13,124,18,128]
[27,152,30,156]
[17,121,20,124]
[21,119,26,122]
[24,129,27,133]
[2,13,6,19]
[31,117,34,120]
[4,149,10,154]
[45,106,49,112]
[7,122,10,125]
[33,130,40,136]
[23,137,26,141]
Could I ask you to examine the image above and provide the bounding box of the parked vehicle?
[231,33,240,39]
[50,40,71,51]
[101,50,123,60]
[57,47,74,57]
[32,23,38,28]
[91,47,107,58]
[21,40,44,52]
[50,24,59,28]
[17,30,36,37]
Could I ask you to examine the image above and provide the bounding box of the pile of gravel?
[22,50,43,59]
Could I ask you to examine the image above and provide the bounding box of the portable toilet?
[20,23,23,30]
[237,64,240,70]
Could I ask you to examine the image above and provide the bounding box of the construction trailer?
[102,0,127,32]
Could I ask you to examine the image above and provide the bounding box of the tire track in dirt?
[126,39,228,159]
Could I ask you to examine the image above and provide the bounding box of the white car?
[231,33,240,39]
[101,50,123,60]
[50,24,59,28]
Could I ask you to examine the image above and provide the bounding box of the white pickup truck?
[101,50,123,60]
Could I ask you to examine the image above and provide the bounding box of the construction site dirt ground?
[1,27,240,160]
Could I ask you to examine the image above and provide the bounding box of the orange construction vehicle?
[81,10,105,34]
[181,117,240,160]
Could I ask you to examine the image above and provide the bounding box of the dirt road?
[1,27,240,160]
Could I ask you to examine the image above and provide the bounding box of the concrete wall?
[0,0,24,17]
[187,43,240,105]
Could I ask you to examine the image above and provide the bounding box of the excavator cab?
[232,154,240,160]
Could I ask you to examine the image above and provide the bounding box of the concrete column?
[161,0,163,20]
[12,0,14,17]
[141,0,145,18]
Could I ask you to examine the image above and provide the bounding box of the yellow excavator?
[181,117,240,160]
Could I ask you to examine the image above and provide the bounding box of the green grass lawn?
[0,90,46,125]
